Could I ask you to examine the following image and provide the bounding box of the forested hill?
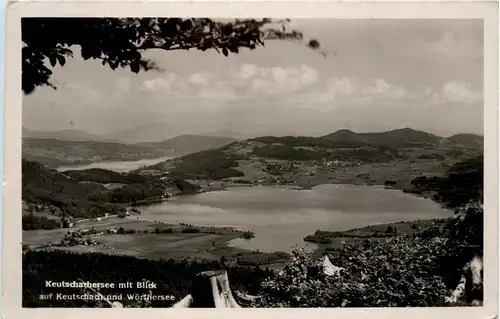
[138,128,483,181]
[321,128,483,149]
[22,159,200,219]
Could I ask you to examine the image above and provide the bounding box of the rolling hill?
[22,138,165,168]
[445,133,484,149]
[22,158,200,219]
[136,135,238,156]
[102,122,193,143]
[137,128,483,185]
[321,128,483,149]
[321,128,443,148]
[22,134,238,168]
[23,127,121,143]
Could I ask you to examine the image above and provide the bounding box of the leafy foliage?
[22,18,323,94]
[256,237,455,307]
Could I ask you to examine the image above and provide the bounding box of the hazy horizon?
[23,19,484,140]
[22,124,482,140]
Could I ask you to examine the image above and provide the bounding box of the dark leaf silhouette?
[308,39,320,49]
[22,18,325,94]
[49,55,57,67]
[56,55,66,66]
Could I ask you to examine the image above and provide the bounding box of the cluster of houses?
[50,228,101,247]
[318,159,358,168]
[106,227,119,234]
[61,217,75,228]
[264,162,297,175]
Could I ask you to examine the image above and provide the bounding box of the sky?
[22,19,484,138]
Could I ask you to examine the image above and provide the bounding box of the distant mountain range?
[22,138,164,168]
[23,127,122,143]
[22,134,238,168]
[101,122,199,144]
[102,122,301,143]
[137,134,238,155]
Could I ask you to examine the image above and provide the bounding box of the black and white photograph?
[2,2,498,316]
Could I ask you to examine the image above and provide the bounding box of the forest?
[22,159,201,222]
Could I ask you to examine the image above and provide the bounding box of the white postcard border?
[3,1,498,319]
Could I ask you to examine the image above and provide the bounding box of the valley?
[22,133,238,168]
[22,128,482,265]
[21,127,484,307]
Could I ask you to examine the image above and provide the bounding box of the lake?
[57,157,171,173]
[136,184,453,253]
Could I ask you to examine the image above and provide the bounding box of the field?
[204,158,450,191]
[23,215,288,267]
[49,233,236,260]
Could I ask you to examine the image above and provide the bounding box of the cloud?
[188,73,210,87]
[238,64,260,79]
[322,77,409,105]
[432,81,483,104]
[137,64,482,117]
[327,77,356,96]
[363,79,407,99]
[237,64,320,95]
[140,73,178,92]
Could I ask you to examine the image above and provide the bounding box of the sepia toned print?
[14,13,492,311]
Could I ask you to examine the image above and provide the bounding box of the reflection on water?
[136,185,453,253]
[57,157,171,173]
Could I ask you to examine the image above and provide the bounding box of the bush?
[256,237,452,307]
[22,215,60,230]
[154,228,174,234]
[181,227,202,233]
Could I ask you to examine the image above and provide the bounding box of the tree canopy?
[22,18,324,95]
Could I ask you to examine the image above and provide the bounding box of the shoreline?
[24,213,452,271]
[25,164,450,267]
[23,216,287,268]
[56,156,171,172]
